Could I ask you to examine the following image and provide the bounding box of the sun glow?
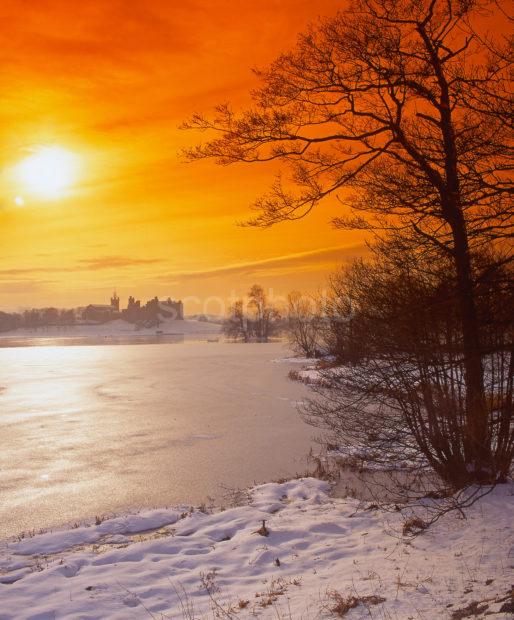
[15,146,79,199]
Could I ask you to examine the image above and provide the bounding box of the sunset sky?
[0,0,366,314]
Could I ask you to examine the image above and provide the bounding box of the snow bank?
[0,478,512,619]
[272,356,318,364]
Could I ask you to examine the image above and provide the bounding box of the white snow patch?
[272,356,318,364]
[0,478,512,619]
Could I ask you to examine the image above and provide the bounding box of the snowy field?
[1,478,512,619]
[0,342,313,538]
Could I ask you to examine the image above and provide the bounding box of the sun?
[14,146,79,199]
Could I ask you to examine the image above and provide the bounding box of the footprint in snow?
[310,523,347,535]
[58,562,84,578]
[181,547,210,556]
[123,593,140,607]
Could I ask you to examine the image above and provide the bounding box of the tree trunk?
[448,209,489,481]
[434,50,490,483]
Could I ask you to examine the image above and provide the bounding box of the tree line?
[223,284,324,354]
[0,308,76,332]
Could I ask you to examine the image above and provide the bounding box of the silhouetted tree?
[287,291,323,358]
[23,309,41,328]
[0,312,21,332]
[59,309,76,326]
[223,287,281,342]
[223,299,250,342]
[248,285,280,342]
[41,308,59,326]
[185,0,513,485]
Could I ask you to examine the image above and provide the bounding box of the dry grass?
[327,590,386,616]
[402,516,428,536]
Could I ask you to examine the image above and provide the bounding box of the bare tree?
[184,0,513,484]
[223,288,280,342]
[223,299,250,342]
[287,290,323,358]
[248,285,280,342]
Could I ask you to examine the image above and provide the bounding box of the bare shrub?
[304,245,513,492]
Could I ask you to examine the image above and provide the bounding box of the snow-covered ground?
[0,318,221,341]
[1,478,512,619]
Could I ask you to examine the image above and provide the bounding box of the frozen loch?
[0,341,314,538]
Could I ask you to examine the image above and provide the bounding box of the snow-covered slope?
[0,478,512,619]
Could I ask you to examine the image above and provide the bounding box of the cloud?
[0,280,55,294]
[0,256,163,278]
[0,246,360,285]
[0,267,67,277]
[159,244,367,282]
[77,256,164,270]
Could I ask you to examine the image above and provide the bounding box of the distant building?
[82,292,183,324]
[159,298,184,320]
[111,291,120,312]
[82,291,120,323]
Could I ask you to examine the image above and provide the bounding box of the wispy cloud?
[159,244,366,282]
[0,267,67,277]
[77,256,163,270]
[0,256,163,278]
[0,280,55,294]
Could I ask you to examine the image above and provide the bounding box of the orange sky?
[0,0,365,314]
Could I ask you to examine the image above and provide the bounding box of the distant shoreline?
[0,334,218,348]
[0,318,222,346]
